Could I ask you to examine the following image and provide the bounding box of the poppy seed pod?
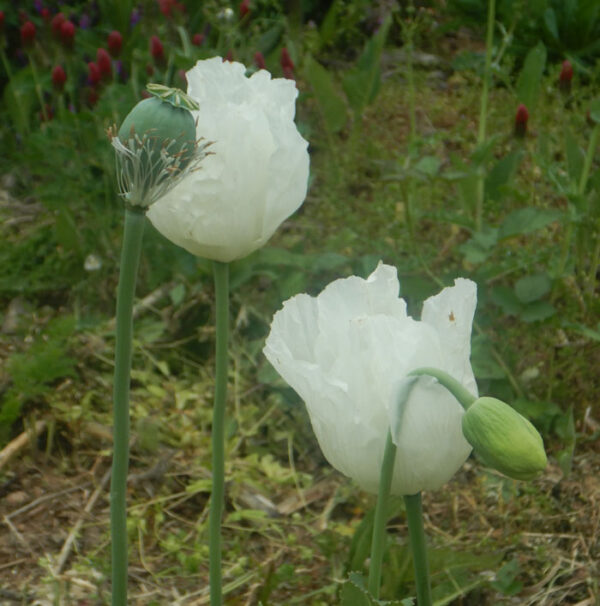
[462,397,547,480]
[112,84,209,208]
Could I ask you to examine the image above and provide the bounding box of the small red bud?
[150,35,164,63]
[141,89,152,99]
[87,61,101,85]
[559,60,573,93]
[192,33,204,46]
[96,48,112,78]
[60,20,75,48]
[225,49,234,62]
[51,65,67,91]
[239,0,250,19]
[514,103,529,138]
[254,51,266,70]
[20,21,36,47]
[0,11,5,31]
[107,30,123,57]
[280,47,294,71]
[41,8,50,22]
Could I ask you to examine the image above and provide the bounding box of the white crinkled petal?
[263,264,478,496]
[147,57,309,262]
[421,278,478,398]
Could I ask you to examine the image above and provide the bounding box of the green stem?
[404,493,432,606]
[111,208,145,606]
[409,367,477,410]
[27,52,48,122]
[578,123,600,198]
[209,261,229,606]
[368,431,397,598]
[475,0,496,231]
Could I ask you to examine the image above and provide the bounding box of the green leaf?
[516,42,546,110]
[498,207,563,239]
[519,300,555,323]
[342,17,391,115]
[514,273,552,303]
[485,150,524,201]
[491,558,523,596]
[340,572,413,606]
[589,99,600,124]
[304,55,347,134]
[564,130,584,186]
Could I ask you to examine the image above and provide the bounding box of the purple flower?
[79,14,91,29]
[130,7,141,27]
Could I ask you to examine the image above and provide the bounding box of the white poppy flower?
[147,57,310,262]
[263,264,478,496]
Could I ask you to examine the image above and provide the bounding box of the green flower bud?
[462,397,547,480]
[110,84,210,208]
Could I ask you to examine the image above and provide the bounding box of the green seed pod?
[462,397,547,480]
[111,84,207,208]
[118,95,196,175]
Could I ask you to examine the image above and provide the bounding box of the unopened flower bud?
[559,60,573,94]
[514,103,529,139]
[110,83,210,208]
[461,397,547,480]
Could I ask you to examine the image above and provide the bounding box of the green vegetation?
[0,0,598,604]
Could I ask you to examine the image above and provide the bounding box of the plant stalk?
[409,367,477,410]
[209,261,230,606]
[475,0,496,231]
[404,493,432,606]
[111,208,145,606]
[367,430,397,598]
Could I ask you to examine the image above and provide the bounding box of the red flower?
[51,65,67,91]
[87,61,101,86]
[192,33,204,46]
[280,47,295,78]
[150,35,164,63]
[239,0,250,19]
[107,30,122,57]
[559,60,573,93]
[254,51,266,70]
[41,8,50,22]
[158,0,184,18]
[96,48,112,78]
[514,103,529,138]
[20,21,36,47]
[60,20,75,48]
[51,13,66,37]
[0,11,4,31]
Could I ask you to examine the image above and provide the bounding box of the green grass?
[0,28,599,605]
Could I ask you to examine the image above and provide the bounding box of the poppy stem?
[409,367,477,410]
[367,430,397,598]
[209,261,229,606]
[111,208,145,606]
[404,493,432,606]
